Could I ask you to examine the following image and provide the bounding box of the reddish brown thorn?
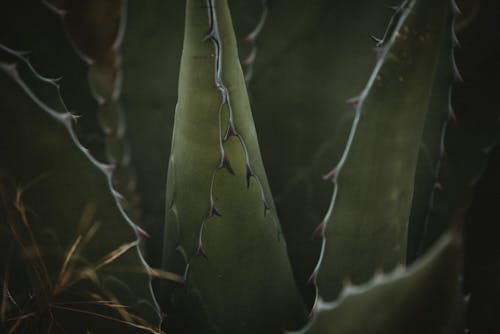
[449,110,457,123]
[263,200,270,216]
[246,165,254,188]
[346,96,360,107]
[209,204,221,218]
[311,221,325,240]
[244,35,254,43]
[3,62,18,76]
[221,154,235,175]
[452,57,463,82]
[135,226,151,239]
[197,244,208,259]
[342,278,353,288]
[224,123,237,141]
[102,163,116,175]
[322,168,337,182]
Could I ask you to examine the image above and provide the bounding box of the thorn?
[135,225,151,238]
[452,25,460,47]
[203,30,216,42]
[451,0,462,16]
[434,181,443,190]
[311,221,325,239]
[61,112,75,127]
[453,66,463,82]
[342,278,353,288]
[102,163,116,175]
[246,164,254,188]
[263,200,270,216]
[61,112,82,127]
[244,35,255,43]
[448,109,457,123]
[112,189,125,201]
[220,154,235,175]
[224,122,237,141]
[322,167,338,182]
[369,34,383,45]
[452,54,463,82]
[209,204,222,218]
[346,96,360,107]
[70,112,82,124]
[385,5,400,12]
[307,270,317,285]
[2,62,18,76]
[197,244,208,259]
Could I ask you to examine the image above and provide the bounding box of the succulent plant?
[1,0,499,333]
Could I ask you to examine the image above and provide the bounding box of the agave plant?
[1,0,499,333]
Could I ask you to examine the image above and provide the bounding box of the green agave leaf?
[406,18,454,261]
[0,46,160,333]
[313,0,455,300]
[161,0,305,332]
[246,0,392,301]
[294,231,463,334]
[121,0,265,269]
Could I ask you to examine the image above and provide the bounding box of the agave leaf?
[0,47,160,333]
[313,0,454,300]
[121,0,265,269]
[408,0,500,261]
[406,24,454,261]
[161,0,305,332]
[246,0,393,300]
[294,231,463,334]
